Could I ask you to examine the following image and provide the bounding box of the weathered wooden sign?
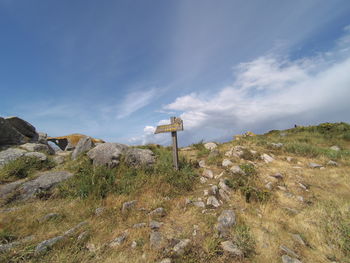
[154,117,183,170]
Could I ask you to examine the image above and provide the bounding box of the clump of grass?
[226,164,270,203]
[0,228,17,244]
[240,148,258,161]
[0,156,55,183]
[191,140,210,158]
[321,201,350,260]
[232,224,256,258]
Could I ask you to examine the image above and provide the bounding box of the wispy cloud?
[135,26,350,146]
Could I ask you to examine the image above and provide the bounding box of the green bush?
[233,224,256,257]
[0,156,55,182]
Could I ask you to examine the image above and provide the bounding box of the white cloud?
[137,27,350,146]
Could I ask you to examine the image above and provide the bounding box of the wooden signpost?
[154,117,183,170]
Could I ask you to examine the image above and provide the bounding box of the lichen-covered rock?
[20,143,54,155]
[71,136,94,160]
[24,151,47,161]
[87,142,128,167]
[204,142,217,151]
[206,196,220,208]
[221,241,243,257]
[150,231,165,250]
[173,239,191,255]
[217,210,236,237]
[0,148,26,167]
[124,148,155,167]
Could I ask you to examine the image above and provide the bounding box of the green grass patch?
[191,140,210,158]
[232,224,256,258]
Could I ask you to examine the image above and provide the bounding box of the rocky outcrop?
[47,134,105,151]
[71,136,95,160]
[87,143,128,167]
[0,148,27,167]
[124,148,155,167]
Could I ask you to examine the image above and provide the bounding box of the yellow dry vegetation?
[47,133,105,146]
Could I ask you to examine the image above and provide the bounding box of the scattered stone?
[0,235,34,253]
[215,171,224,179]
[110,232,128,247]
[124,148,156,167]
[297,183,308,191]
[148,207,166,217]
[203,189,209,196]
[131,241,137,248]
[150,231,165,250]
[198,160,206,168]
[204,142,217,151]
[149,220,163,229]
[230,165,245,175]
[330,145,340,151]
[0,148,27,167]
[280,245,299,258]
[270,142,283,148]
[221,241,243,257]
[281,255,302,263]
[16,171,74,201]
[202,169,214,179]
[218,179,231,193]
[327,160,338,166]
[86,243,97,252]
[217,210,236,237]
[20,143,53,154]
[286,157,293,162]
[265,182,273,190]
[159,258,172,263]
[64,221,87,236]
[277,186,287,191]
[87,142,128,167]
[193,201,205,208]
[209,185,218,195]
[133,223,147,228]
[71,136,94,160]
[222,159,233,167]
[122,200,137,213]
[272,173,284,180]
[173,239,191,255]
[219,189,230,201]
[95,207,105,216]
[261,153,274,163]
[0,179,26,200]
[309,162,323,169]
[24,151,47,161]
[206,196,220,208]
[35,236,64,255]
[296,196,304,202]
[200,177,208,184]
[291,234,306,246]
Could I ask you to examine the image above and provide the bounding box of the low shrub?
[233,224,256,258]
[191,140,210,158]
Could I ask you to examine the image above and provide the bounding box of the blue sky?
[1,0,350,146]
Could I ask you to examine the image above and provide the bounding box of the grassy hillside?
[0,123,349,263]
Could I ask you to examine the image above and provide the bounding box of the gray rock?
[20,143,52,154]
[53,155,65,165]
[219,189,230,201]
[131,240,137,248]
[279,245,299,258]
[133,223,147,228]
[261,153,274,163]
[87,142,128,167]
[95,207,105,216]
[159,259,172,263]
[209,185,218,195]
[122,200,137,213]
[202,169,214,179]
[77,231,89,242]
[230,165,245,175]
[0,235,34,253]
[5,116,37,140]
[222,159,233,167]
[72,137,94,160]
[148,207,166,217]
[124,148,155,167]
[0,179,26,199]
[193,201,205,208]
[198,160,206,168]
[24,151,47,161]
[270,143,283,148]
[309,162,323,168]
[330,145,340,151]
[265,182,273,190]
[110,231,128,247]
[327,160,338,166]
[150,231,165,250]
[281,255,302,263]
[37,132,48,144]
[272,173,284,179]
[173,239,190,255]
[149,220,163,229]
[206,196,220,208]
[35,235,64,255]
[200,177,208,184]
[0,148,26,167]
[204,142,217,151]
[221,241,243,257]
[0,117,26,145]
[218,179,231,193]
[17,171,74,201]
[63,221,87,236]
[217,210,236,237]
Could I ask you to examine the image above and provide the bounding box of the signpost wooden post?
[154,117,183,170]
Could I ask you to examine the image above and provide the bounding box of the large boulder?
[0,117,25,145]
[72,137,95,160]
[5,117,38,140]
[87,143,128,167]
[0,148,27,167]
[124,148,155,167]
[20,143,54,155]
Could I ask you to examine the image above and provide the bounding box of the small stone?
[193,201,205,208]
[209,185,218,195]
[265,182,273,190]
[272,173,284,179]
[222,159,233,167]
[270,143,283,148]
[173,239,191,255]
[148,207,166,217]
[283,207,299,215]
[280,245,299,258]
[219,189,230,201]
[149,220,163,229]
[204,142,217,151]
[221,241,243,257]
[327,160,338,166]
[309,162,323,168]
[95,207,105,216]
[217,210,236,237]
[286,157,293,162]
[133,223,147,228]
[277,186,287,191]
[150,231,164,250]
[296,196,304,202]
[230,165,245,175]
[24,152,47,161]
[261,153,274,163]
[86,243,97,252]
[198,160,206,168]
[203,189,209,196]
[330,145,340,151]
[297,182,308,191]
[131,241,137,248]
[122,200,137,213]
[206,196,220,208]
[110,232,128,247]
[281,255,302,263]
[200,177,208,184]
[159,258,172,263]
[218,179,231,193]
[291,234,306,246]
[53,155,65,165]
[202,169,214,179]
